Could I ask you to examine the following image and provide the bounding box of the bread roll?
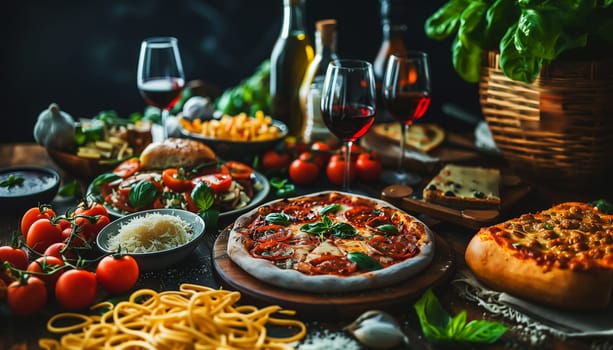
[140,137,216,170]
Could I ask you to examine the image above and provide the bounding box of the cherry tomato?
[162,168,193,192]
[298,151,326,169]
[310,141,332,165]
[27,255,65,292]
[74,214,110,241]
[44,242,77,261]
[26,218,63,254]
[55,269,98,310]
[326,154,356,186]
[289,157,320,185]
[74,201,109,218]
[221,161,253,180]
[341,143,364,161]
[96,255,140,295]
[7,276,48,316]
[285,136,309,155]
[192,173,233,193]
[0,246,28,270]
[261,150,292,172]
[356,151,383,182]
[113,157,141,178]
[20,205,57,238]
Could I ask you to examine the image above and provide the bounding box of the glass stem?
[398,123,408,173]
[161,108,169,140]
[343,141,353,191]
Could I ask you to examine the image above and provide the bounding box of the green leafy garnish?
[319,204,342,215]
[200,209,219,232]
[58,179,82,198]
[414,289,507,344]
[191,182,215,212]
[376,224,398,234]
[347,252,383,271]
[0,174,25,187]
[270,177,295,198]
[593,199,613,214]
[128,181,158,210]
[300,216,356,240]
[265,213,291,226]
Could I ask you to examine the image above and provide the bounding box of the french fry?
[179,111,282,142]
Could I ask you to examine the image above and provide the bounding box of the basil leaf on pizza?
[227,191,435,293]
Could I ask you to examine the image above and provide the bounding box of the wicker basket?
[479,51,613,192]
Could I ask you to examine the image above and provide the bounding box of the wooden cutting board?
[212,226,455,321]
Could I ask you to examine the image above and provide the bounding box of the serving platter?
[87,170,270,219]
[213,226,455,320]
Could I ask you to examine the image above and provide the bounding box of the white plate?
[87,171,270,219]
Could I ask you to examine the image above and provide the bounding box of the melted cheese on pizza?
[481,202,613,271]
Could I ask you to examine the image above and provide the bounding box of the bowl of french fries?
[178,111,288,161]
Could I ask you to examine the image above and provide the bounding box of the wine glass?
[137,36,185,140]
[381,51,431,185]
[321,59,376,191]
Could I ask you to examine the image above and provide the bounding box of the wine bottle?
[299,19,339,143]
[373,0,409,117]
[270,0,314,137]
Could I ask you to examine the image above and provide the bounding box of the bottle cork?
[316,19,337,47]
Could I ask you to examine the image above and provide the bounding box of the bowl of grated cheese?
[96,208,206,271]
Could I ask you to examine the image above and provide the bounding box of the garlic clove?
[344,310,409,349]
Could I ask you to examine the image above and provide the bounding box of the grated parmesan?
[297,330,361,350]
[107,213,194,253]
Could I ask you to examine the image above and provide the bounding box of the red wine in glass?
[139,78,185,110]
[384,90,431,124]
[322,103,375,142]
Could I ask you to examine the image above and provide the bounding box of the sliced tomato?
[182,192,199,213]
[162,168,193,192]
[191,173,232,193]
[310,254,358,276]
[113,157,141,178]
[221,161,253,180]
[250,240,293,261]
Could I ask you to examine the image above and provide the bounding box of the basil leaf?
[128,181,157,210]
[90,173,121,193]
[594,199,613,214]
[424,0,469,40]
[499,23,542,83]
[414,289,507,344]
[377,224,398,234]
[191,182,215,212]
[300,222,329,234]
[0,175,24,187]
[319,204,342,215]
[484,0,520,47]
[58,179,82,198]
[265,213,291,226]
[451,35,482,83]
[330,222,356,238]
[347,252,382,271]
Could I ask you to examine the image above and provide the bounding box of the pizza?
[465,201,613,310]
[423,164,501,209]
[227,191,435,293]
[371,122,445,153]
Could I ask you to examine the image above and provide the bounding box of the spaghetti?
[39,284,306,349]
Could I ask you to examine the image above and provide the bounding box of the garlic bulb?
[182,96,215,121]
[33,103,76,152]
[344,310,409,349]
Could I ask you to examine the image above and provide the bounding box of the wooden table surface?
[0,143,610,350]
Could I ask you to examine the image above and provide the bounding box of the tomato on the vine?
[96,255,140,295]
[289,156,320,185]
[0,245,28,271]
[74,214,110,241]
[192,173,233,193]
[7,276,47,316]
[162,168,193,192]
[27,255,65,292]
[326,154,356,186]
[299,151,326,169]
[113,157,141,178]
[55,269,97,310]
[44,242,77,261]
[261,150,291,172]
[356,151,383,182]
[26,218,63,254]
[341,143,365,161]
[74,201,109,218]
[310,141,332,165]
[20,205,56,239]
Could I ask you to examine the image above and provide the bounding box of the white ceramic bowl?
[96,208,206,271]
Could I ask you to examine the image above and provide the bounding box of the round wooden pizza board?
[213,226,455,320]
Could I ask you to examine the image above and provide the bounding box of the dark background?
[1,0,481,144]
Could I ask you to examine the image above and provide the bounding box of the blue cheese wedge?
[422,164,501,209]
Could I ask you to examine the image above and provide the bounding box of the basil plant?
[424,0,613,83]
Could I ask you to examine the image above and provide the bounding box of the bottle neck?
[381,22,407,42]
[281,0,307,37]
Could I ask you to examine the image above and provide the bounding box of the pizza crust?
[227,191,436,293]
[465,233,613,310]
